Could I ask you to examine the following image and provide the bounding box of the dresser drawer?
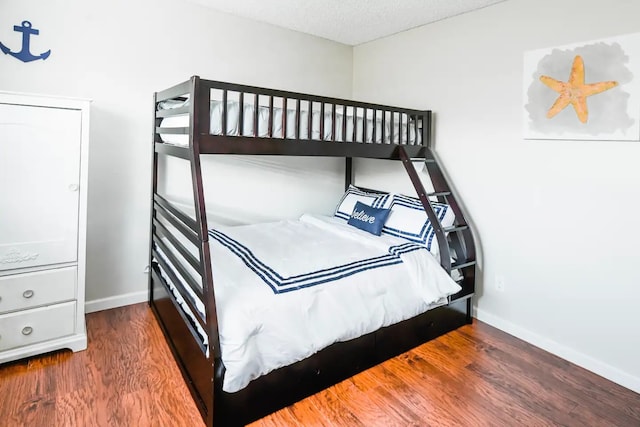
[0,267,76,314]
[0,301,76,351]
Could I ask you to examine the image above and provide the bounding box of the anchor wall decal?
[0,20,51,63]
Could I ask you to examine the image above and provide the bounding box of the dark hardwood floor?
[0,303,638,426]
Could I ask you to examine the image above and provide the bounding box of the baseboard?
[473,307,640,395]
[85,290,148,314]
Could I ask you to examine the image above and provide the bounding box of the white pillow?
[382,194,455,254]
[334,185,391,221]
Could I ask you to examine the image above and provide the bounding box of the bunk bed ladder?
[398,146,450,271]
[397,146,476,312]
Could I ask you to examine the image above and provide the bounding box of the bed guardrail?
[154,76,432,159]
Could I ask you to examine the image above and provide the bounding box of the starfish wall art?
[540,55,618,124]
[523,32,640,141]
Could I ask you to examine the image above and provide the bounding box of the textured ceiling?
[186,0,507,46]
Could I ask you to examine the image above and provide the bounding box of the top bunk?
[153,76,432,160]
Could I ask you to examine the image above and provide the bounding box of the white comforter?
[206,214,460,392]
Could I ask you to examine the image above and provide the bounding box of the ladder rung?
[428,191,451,197]
[451,260,476,270]
[444,225,468,233]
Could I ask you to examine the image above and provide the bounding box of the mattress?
[158,99,422,146]
[155,214,460,393]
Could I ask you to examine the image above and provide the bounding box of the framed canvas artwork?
[523,33,640,141]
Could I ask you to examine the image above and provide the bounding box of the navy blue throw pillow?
[347,201,392,236]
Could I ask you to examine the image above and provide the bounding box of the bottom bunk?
[150,201,473,426]
[151,269,470,426]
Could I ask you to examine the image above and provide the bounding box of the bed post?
[148,93,159,304]
[423,110,433,149]
[189,76,222,426]
[188,76,221,354]
[345,157,353,190]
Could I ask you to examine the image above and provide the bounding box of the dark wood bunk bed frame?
[149,76,476,426]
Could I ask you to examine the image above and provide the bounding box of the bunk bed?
[149,76,476,426]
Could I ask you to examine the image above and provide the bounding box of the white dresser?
[0,92,89,363]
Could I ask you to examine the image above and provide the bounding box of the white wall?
[353,0,640,392]
[0,0,352,309]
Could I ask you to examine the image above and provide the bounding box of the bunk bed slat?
[382,111,386,143]
[390,111,395,144]
[154,202,200,247]
[362,108,367,143]
[331,104,336,141]
[221,90,228,136]
[294,99,300,140]
[342,105,347,142]
[153,237,205,303]
[406,114,410,144]
[153,218,201,274]
[281,98,286,139]
[372,110,377,143]
[268,96,274,138]
[352,107,356,142]
[238,92,244,137]
[154,193,199,233]
[307,101,313,140]
[155,143,190,160]
[156,126,189,135]
[156,106,190,118]
[320,103,325,141]
[253,94,259,137]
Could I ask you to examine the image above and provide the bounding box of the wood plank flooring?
[0,303,638,426]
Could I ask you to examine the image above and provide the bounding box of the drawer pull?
[22,290,34,299]
[22,326,33,336]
